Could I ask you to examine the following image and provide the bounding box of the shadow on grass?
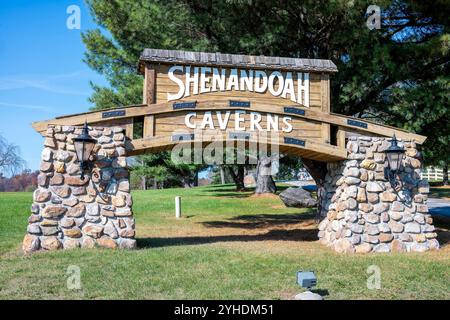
[311,289,330,297]
[434,215,450,246]
[137,228,318,249]
[202,184,291,198]
[201,213,316,229]
[137,212,318,248]
[206,192,254,198]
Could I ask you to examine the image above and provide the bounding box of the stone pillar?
[22,125,136,254]
[318,137,438,253]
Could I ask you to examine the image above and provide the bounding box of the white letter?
[367,265,381,290]
[254,70,268,93]
[201,111,215,129]
[297,73,310,107]
[240,70,253,91]
[185,66,199,97]
[235,111,246,131]
[281,72,296,102]
[281,117,293,133]
[200,67,211,94]
[66,265,81,290]
[66,5,81,30]
[168,65,185,101]
[216,111,231,130]
[226,69,239,91]
[268,71,284,96]
[203,130,224,165]
[250,112,262,131]
[212,68,226,92]
[185,112,196,129]
[267,114,279,131]
[171,134,192,165]
[366,5,381,30]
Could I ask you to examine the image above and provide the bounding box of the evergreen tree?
[83,0,449,180]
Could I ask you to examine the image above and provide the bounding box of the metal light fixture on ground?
[295,271,323,300]
[73,121,97,179]
[297,271,317,290]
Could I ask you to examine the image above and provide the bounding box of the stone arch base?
[23,125,136,253]
[318,137,439,253]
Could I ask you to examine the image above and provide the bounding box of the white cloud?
[0,101,55,113]
[0,70,96,96]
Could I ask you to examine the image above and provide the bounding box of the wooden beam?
[337,126,346,148]
[143,115,155,138]
[321,123,330,144]
[321,73,330,113]
[125,120,134,139]
[31,99,426,144]
[125,132,347,161]
[144,64,156,105]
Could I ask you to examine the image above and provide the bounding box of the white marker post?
[175,196,181,218]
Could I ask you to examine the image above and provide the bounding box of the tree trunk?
[141,176,146,190]
[194,171,199,187]
[153,177,157,189]
[140,158,146,190]
[443,163,448,186]
[182,176,192,188]
[226,166,245,191]
[219,166,226,184]
[302,158,328,222]
[255,156,277,194]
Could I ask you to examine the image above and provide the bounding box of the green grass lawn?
[0,184,449,300]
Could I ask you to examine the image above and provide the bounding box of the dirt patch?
[249,193,280,199]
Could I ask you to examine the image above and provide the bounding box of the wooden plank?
[153,64,322,109]
[154,113,322,133]
[139,50,338,75]
[155,92,322,108]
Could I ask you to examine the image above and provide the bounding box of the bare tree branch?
[0,135,25,176]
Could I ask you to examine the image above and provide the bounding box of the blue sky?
[0,0,107,172]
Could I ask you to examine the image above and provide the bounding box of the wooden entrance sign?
[26,49,436,255]
[31,49,426,160]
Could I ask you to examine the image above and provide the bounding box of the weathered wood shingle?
[138,48,338,73]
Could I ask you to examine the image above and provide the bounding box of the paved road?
[283,181,450,218]
[427,198,450,217]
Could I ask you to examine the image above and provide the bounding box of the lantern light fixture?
[73,121,97,179]
[384,134,405,189]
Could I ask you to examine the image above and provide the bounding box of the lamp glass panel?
[387,152,402,171]
[74,140,85,163]
[82,141,96,162]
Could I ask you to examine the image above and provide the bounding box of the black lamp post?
[384,134,405,189]
[73,121,97,179]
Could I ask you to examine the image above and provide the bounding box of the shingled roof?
[138,48,338,74]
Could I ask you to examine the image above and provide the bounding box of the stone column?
[23,125,136,253]
[318,137,438,253]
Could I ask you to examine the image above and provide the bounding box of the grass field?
[0,184,449,300]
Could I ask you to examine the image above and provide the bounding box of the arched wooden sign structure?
[26,49,437,255]
[32,49,425,161]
